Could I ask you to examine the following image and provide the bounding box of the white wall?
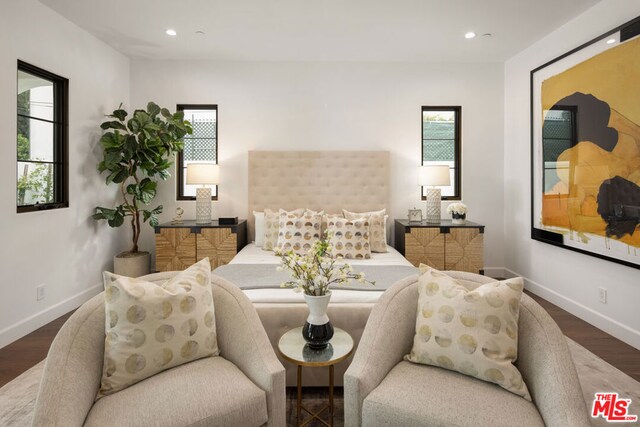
[130,60,505,275]
[0,0,130,348]
[504,1,640,349]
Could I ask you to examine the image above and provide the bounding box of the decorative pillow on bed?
[98,258,218,398]
[405,266,530,400]
[263,208,304,251]
[253,211,265,247]
[275,209,322,255]
[343,209,387,253]
[325,217,371,259]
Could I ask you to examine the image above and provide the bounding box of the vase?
[452,212,466,225]
[302,292,334,349]
[113,251,150,277]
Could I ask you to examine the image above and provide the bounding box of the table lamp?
[419,165,450,223]
[186,163,219,224]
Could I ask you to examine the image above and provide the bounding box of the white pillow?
[253,211,265,247]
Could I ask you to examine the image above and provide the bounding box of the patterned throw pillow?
[325,217,371,259]
[343,209,387,253]
[99,258,218,398]
[275,210,322,255]
[405,267,531,400]
[263,208,304,251]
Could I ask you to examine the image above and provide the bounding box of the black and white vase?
[452,212,466,225]
[302,292,334,349]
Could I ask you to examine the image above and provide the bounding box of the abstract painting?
[531,16,640,269]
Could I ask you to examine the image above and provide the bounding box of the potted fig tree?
[93,102,192,277]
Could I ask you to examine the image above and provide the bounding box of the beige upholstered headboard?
[247,151,390,242]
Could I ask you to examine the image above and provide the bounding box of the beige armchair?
[344,272,590,427]
[32,273,286,427]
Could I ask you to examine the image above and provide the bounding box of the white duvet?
[228,243,412,303]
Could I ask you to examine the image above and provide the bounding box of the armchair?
[32,273,285,427]
[344,272,590,427]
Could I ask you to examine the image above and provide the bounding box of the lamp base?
[425,188,442,223]
[195,187,212,224]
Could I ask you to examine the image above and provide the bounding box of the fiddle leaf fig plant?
[93,102,192,254]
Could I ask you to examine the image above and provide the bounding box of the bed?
[214,151,418,386]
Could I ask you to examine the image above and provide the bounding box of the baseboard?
[0,284,102,349]
[505,268,640,350]
[482,267,506,278]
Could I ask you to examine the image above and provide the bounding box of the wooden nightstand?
[154,220,247,271]
[394,219,485,274]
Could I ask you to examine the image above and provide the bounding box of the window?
[17,61,68,213]
[421,106,461,200]
[176,105,218,200]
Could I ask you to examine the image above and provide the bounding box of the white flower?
[446,202,468,215]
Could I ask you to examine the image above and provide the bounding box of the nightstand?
[394,219,485,274]
[154,220,247,271]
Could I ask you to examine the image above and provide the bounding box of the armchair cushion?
[86,356,267,426]
[405,267,530,400]
[362,361,544,427]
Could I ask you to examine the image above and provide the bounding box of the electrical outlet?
[598,287,607,304]
[37,284,46,301]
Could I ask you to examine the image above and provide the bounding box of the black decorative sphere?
[302,321,334,349]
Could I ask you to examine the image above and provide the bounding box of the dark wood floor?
[0,292,639,388]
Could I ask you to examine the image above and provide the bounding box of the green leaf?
[93,207,116,221]
[100,121,127,131]
[107,212,125,227]
[126,183,137,195]
[111,109,127,121]
[147,102,160,116]
[161,108,171,118]
[100,132,123,149]
[128,118,140,133]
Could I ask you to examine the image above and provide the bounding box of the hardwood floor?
[0,311,74,388]
[526,291,640,382]
[0,292,639,389]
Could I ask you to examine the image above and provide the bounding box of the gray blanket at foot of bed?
[213,264,418,291]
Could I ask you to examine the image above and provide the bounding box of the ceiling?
[39,0,600,62]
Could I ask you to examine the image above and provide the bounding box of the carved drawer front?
[405,228,445,270]
[445,228,484,273]
[155,228,197,272]
[197,228,238,269]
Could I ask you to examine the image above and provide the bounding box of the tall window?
[422,106,461,200]
[17,61,68,213]
[176,105,218,200]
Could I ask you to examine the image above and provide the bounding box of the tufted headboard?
[247,151,390,242]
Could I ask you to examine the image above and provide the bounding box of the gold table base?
[296,364,335,427]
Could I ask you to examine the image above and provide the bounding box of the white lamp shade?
[418,165,451,186]
[186,163,219,185]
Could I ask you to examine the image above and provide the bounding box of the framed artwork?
[530,15,640,270]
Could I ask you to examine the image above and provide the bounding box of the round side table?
[278,326,354,427]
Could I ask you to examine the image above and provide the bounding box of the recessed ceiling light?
[606,38,616,44]
[465,32,477,39]
[165,29,177,36]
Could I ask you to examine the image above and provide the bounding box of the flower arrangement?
[278,239,375,296]
[446,202,468,216]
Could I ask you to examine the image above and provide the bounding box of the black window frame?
[176,104,218,201]
[421,105,462,201]
[17,60,69,213]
